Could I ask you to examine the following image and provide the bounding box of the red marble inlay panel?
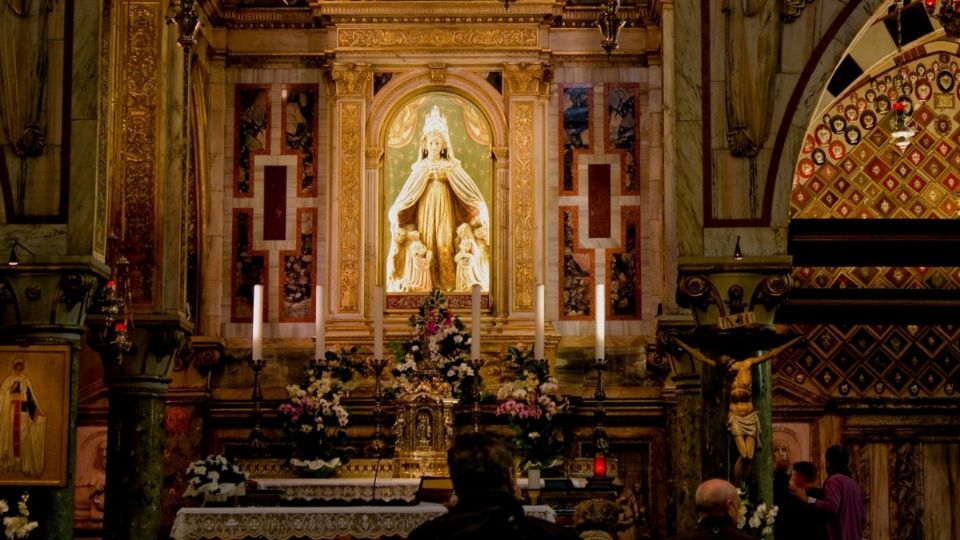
[588,164,612,239]
[263,165,287,241]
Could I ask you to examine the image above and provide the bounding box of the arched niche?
[366,68,509,312]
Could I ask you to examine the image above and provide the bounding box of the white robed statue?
[0,358,45,476]
[387,106,490,293]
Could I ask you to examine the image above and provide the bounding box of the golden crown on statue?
[422,105,449,136]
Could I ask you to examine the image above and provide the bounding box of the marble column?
[0,264,103,539]
[90,317,187,540]
[670,371,703,534]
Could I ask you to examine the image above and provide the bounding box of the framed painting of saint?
[383,92,493,303]
[0,345,71,486]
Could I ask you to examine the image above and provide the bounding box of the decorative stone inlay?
[503,63,552,96]
[337,28,538,50]
[327,63,373,96]
[337,102,362,312]
[512,102,535,311]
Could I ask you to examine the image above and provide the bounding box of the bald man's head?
[694,478,739,521]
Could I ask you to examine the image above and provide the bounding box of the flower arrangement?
[279,346,368,468]
[496,344,570,471]
[183,454,248,499]
[0,494,38,539]
[388,289,479,401]
[736,487,777,539]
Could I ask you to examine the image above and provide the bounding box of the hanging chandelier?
[596,0,625,56]
[892,0,915,150]
[924,0,960,39]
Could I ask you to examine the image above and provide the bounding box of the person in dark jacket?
[790,446,865,540]
[670,478,752,540]
[407,431,579,540]
[777,461,827,540]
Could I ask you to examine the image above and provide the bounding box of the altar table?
[170,502,556,540]
[249,477,546,503]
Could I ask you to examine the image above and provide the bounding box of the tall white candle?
[315,285,325,360]
[595,283,605,359]
[472,284,481,360]
[374,286,384,359]
[534,284,545,360]
[252,284,263,360]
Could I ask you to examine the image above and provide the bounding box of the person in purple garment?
[790,445,865,540]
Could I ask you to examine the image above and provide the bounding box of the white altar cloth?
[250,477,545,503]
[251,478,421,502]
[170,502,556,540]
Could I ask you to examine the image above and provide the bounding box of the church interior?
[0,0,959,538]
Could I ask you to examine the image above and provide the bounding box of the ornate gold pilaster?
[112,3,164,307]
[326,63,373,313]
[504,63,550,311]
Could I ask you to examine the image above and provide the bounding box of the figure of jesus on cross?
[669,335,806,479]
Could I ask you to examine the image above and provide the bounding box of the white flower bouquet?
[0,494,37,539]
[182,454,248,498]
[736,487,778,538]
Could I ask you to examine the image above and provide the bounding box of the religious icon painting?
[937,69,955,93]
[797,158,816,179]
[916,80,933,101]
[830,115,847,134]
[857,98,868,112]
[844,105,859,123]
[802,134,816,153]
[875,95,891,114]
[865,88,877,103]
[829,141,846,161]
[814,124,832,146]
[844,126,862,146]
[860,110,877,131]
[935,115,952,136]
[811,148,827,166]
[0,345,70,486]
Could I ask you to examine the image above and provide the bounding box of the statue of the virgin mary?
[387,106,490,293]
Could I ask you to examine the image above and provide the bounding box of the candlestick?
[534,284,545,359]
[595,283,605,359]
[315,285,325,360]
[471,284,481,360]
[374,286,384,359]
[253,284,263,360]
[369,357,390,457]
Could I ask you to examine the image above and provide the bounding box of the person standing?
[670,478,752,540]
[790,446,865,540]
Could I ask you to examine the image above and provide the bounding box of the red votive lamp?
[106,280,117,289]
[593,453,607,478]
[114,322,127,333]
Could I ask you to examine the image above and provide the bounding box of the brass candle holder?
[369,357,390,457]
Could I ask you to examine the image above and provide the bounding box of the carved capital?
[676,257,793,330]
[503,62,552,96]
[492,146,509,162]
[326,63,373,97]
[365,146,383,167]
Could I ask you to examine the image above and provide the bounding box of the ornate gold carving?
[327,63,373,96]
[338,102,362,312]
[365,146,383,167]
[492,146,509,162]
[226,55,328,69]
[512,102,535,311]
[337,28,538,50]
[503,63,552,96]
[428,63,446,85]
[120,4,160,306]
